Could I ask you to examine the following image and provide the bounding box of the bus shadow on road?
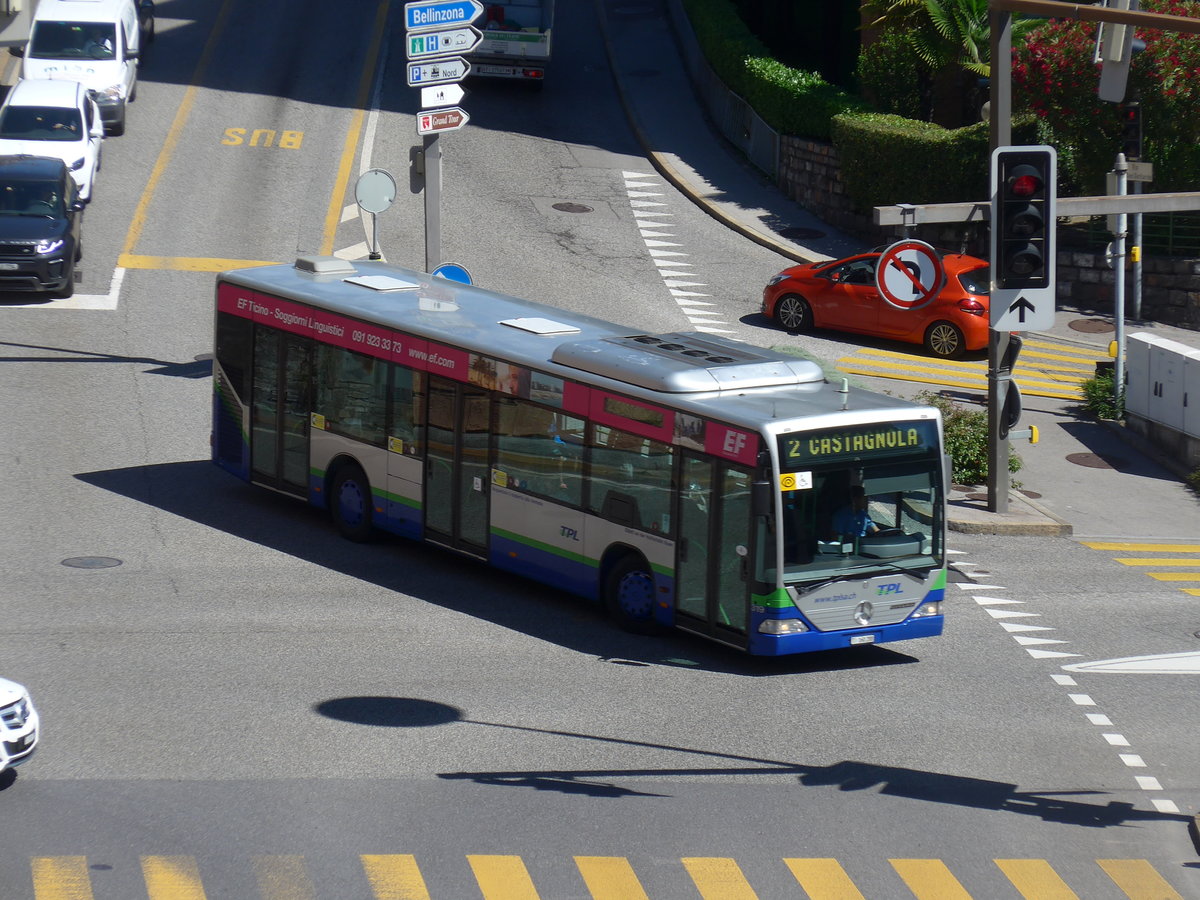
[75,459,923,677]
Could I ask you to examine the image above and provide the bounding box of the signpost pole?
[424,133,442,272]
[1113,152,1128,409]
[987,10,1013,513]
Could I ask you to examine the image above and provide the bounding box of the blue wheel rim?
[338,479,366,528]
[617,571,655,619]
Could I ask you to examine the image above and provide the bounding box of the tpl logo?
[560,526,580,542]
[876,582,903,596]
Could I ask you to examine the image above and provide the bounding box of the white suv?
[0,79,103,202]
[0,677,39,774]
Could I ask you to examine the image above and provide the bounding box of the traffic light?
[1120,101,1143,160]
[991,147,1057,292]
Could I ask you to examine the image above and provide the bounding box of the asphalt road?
[0,1,1196,898]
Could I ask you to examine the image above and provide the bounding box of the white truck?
[473,0,553,85]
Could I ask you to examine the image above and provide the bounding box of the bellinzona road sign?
[875,239,946,310]
[404,0,484,33]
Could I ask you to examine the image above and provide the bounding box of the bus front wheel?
[605,555,659,634]
[331,465,374,542]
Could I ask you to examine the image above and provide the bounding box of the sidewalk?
[595,0,1200,540]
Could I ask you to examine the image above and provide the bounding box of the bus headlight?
[911,601,942,618]
[759,618,810,635]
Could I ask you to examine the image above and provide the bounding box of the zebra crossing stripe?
[360,854,432,900]
[141,856,207,900]
[30,857,93,900]
[574,857,652,900]
[1098,859,1186,900]
[995,858,1082,900]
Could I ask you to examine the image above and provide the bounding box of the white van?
[10,0,155,136]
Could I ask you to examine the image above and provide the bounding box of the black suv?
[0,155,82,298]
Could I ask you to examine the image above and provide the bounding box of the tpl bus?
[212,257,947,656]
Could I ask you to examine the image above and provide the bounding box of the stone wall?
[778,134,1200,331]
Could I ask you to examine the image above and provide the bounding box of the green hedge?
[681,0,867,140]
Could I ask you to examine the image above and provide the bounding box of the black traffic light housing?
[1120,101,1143,160]
[991,148,1056,292]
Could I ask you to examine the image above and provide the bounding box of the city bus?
[212,256,947,656]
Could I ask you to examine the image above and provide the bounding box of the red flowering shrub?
[1013,0,1200,193]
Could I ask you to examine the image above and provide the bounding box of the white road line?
[9,266,126,310]
[1062,650,1200,674]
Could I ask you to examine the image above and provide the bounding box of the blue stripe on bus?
[490,529,597,599]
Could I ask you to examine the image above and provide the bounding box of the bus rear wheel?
[605,555,658,634]
[331,465,373,542]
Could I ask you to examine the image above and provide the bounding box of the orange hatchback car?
[761,250,991,359]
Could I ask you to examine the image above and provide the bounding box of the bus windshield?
[770,421,943,583]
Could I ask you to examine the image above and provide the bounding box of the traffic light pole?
[988,10,1013,513]
[1113,153,1128,409]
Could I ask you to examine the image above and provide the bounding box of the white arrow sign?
[406,25,482,60]
[421,83,466,109]
[407,56,470,87]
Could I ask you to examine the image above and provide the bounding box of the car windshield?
[957,266,990,296]
[29,21,116,59]
[0,180,65,216]
[0,105,82,141]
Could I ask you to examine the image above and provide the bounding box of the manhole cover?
[1068,318,1115,333]
[1018,489,1042,499]
[1066,452,1124,469]
[61,556,122,569]
[776,226,827,241]
[552,202,593,214]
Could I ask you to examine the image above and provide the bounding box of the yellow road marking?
[321,0,390,255]
[1082,541,1200,552]
[360,855,432,900]
[1146,573,1200,582]
[1098,859,1185,900]
[140,856,207,900]
[120,0,237,263]
[995,859,1080,899]
[681,858,759,900]
[467,855,541,899]
[574,857,651,900]
[836,362,1083,400]
[890,858,973,899]
[784,858,866,899]
[1115,558,1200,567]
[253,856,314,900]
[32,857,94,900]
[119,255,279,272]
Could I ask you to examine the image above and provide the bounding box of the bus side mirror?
[751,481,773,517]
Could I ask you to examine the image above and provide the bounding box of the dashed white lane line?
[623,170,731,334]
[955,558,1182,815]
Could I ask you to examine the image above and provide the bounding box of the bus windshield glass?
[772,420,942,582]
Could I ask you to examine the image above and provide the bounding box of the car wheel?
[108,113,125,137]
[330,464,374,542]
[54,265,76,300]
[75,235,82,262]
[604,555,659,634]
[774,294,813,333]
[925,321,966,359]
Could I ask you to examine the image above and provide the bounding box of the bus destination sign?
[779,421,937,467]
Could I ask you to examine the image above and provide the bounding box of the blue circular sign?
[432,262,472,285]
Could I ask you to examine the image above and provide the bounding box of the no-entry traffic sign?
[875,239,946,310]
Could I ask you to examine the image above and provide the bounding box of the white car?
[0,78,102,202]
[0,676,39,774]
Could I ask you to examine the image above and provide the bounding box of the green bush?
[1079,368,1125,420]
[916,391,1022,486]
[681,0,868,140]
[856,27,925,120]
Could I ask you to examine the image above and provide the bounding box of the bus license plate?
[0,263,18,270]
[850,634,876,645]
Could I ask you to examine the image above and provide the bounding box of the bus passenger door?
[250,328,311,496]
[424,375,489,557]
[674,454,751,648]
